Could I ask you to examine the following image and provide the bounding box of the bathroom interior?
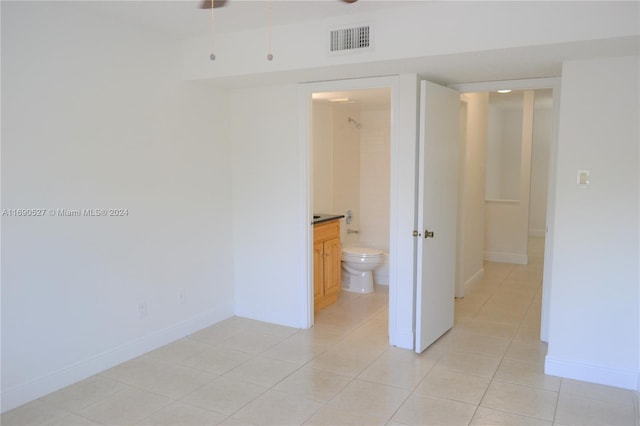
[310,85,553,325]
[311,88,392,312]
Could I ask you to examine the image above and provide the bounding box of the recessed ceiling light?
[497,89,512,94]
[328,98,350,103]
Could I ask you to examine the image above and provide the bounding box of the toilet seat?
[342,247,384,258]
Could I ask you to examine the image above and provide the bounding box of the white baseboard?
[528,228,546,237]
[545,356,639,391]
[464,268,484,290]
[0,303,234,413]
[484,251,528,265]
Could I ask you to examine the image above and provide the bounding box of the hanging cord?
[209,0,216,60]
[267,0,273,61]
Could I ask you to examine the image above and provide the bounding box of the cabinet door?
[313,241,324,299]
[323,237,342,297]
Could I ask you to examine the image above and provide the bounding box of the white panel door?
[415,80,460,353]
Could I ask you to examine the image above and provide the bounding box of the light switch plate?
[577,169,590,187]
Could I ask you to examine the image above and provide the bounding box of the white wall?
[359,107,391,254]
[230,84,305,327]
[312,101,333,214]
[529,104,552,236]
[1,2,234,411]
[545,55,639,390]
[461,93,489,290]
[484,91,534,264]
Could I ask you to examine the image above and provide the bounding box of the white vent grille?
[330,26,371,53]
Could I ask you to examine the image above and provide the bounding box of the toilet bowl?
[341,246,384,294]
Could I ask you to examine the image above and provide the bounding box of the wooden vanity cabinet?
[313,219,341,312]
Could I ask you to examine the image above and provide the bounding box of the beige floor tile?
[273,366,352,402]
[447,330,511,357]
[357,347,436,390]
[77,386,171,425]
[146,338,210,364]
[391,394,477,426]
[559,378,636,406]
[218,329,288,354]
[262,334,329,365]
[222,355,300,388]
[513,325,542,343]
[303,405,389,426]
[481,381,558,421]
[180,376,267,416]
[40,375,126,412]
[555,393,637,426]
[181,345,253,375]
[454,319,518,340]
[414,365,491,405]
[48,413,104,426]
[328,379,411,420]
[230,389,322,425]
[504,339,548,364]
[0,400,71,426]
[307,348,376,378]
[136,401,226,426]
[470,407,552,425]
[436,351,502,378]
[132,364,217,399]
[100,355,173,387]
[494,358,561,391]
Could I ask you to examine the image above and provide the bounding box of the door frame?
[449,77,561,342]
[299,74,419,349]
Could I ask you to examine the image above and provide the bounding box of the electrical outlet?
[137,302,148,319]
[178,289,186,305]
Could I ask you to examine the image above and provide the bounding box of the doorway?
[453,78,560,342]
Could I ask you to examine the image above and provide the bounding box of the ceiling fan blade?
[200,0,227,9]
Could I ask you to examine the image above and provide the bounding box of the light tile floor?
[3,238,639,425]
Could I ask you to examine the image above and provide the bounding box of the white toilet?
[341,246,384,294]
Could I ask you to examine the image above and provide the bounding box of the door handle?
[412,230,421,237]
[424,230,434,238]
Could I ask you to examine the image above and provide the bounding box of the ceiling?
[69,0,413,39]
[65,1,638,87]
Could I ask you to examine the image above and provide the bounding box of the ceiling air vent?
[329,25,372,54]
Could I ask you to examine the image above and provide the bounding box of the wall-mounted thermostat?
[577,169,590,188]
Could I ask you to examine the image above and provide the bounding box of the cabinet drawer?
[314,220,340,242]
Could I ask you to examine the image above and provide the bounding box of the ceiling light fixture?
[328,98,350,103]
[209,0,216,60]
[497,89,512,94]
[267,0,274,61]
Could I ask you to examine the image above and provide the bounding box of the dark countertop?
[312,214,345,225]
